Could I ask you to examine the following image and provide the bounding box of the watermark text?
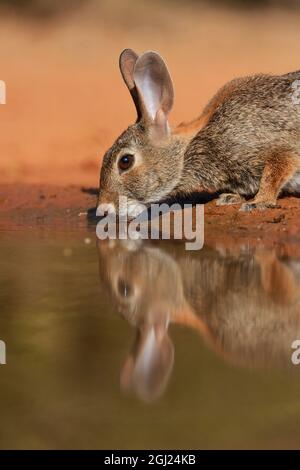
[0,340,6,365]
[292,79,300,105]
[96,197,204,251]
[0,80,6,105]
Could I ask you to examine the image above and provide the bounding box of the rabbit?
[98,48,300,215]
[97,238,215,401]
[98,237,300,398]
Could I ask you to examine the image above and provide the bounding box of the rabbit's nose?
[97,188,119,214]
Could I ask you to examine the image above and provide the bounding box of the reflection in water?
[98,240,300,402]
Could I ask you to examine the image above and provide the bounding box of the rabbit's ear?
[133,51,174,136]
[119,49,142,121]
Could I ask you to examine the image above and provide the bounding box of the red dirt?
[1,183,299,255]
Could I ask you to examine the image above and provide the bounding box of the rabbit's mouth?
[119,199,148,219]
[97,196,150,220]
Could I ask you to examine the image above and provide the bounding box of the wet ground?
[1,183,300,251]
[1,192,300,448]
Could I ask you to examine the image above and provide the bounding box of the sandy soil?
[1,1,300,247]
[1,183,299,255]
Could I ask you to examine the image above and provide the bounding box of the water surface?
[1,232,300,449]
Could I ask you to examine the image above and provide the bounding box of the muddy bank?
[0,184,96,232]
[1,184,300,254]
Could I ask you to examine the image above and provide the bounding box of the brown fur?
[255,250,298,304]
[174,114,210,136]
[242,150,299,210]
[98,50,300,213]
[174,78,242,136]
[98,239,300,400]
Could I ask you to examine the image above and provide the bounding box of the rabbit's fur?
[98,49,300,214]
[98,239,300,400]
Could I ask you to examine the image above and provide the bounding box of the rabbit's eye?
[117,278,133,298]
[118,154,134,172]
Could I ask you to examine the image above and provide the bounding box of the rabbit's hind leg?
[240,150,299,212]
[216,193,245,206]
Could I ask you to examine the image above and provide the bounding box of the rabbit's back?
[183,73,300,195]
[198,73,300,150]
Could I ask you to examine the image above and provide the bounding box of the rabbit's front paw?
[240,201,278,212]
[216,193,245,206]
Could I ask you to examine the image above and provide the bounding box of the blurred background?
[1,0,300,186]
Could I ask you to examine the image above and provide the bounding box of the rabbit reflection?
[98,240,207,403]
[98,239,300,402]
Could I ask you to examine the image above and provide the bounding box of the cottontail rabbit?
[98,238,300,402]
[98,49,300,214]
[98,239,221,401]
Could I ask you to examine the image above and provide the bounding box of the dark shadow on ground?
[86,191,218,226]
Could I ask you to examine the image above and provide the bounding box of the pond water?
[1,232,300,449]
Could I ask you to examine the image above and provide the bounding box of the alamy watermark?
[292,80,300,105]
[96,196,204,251]
[291,339,300,365]
[0,340,6,365]
[0,80,6,105]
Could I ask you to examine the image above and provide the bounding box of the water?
[1,231,300,449]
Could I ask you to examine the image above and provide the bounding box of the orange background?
[1,0,300,186]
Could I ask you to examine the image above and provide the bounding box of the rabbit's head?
[98,49,185,217]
